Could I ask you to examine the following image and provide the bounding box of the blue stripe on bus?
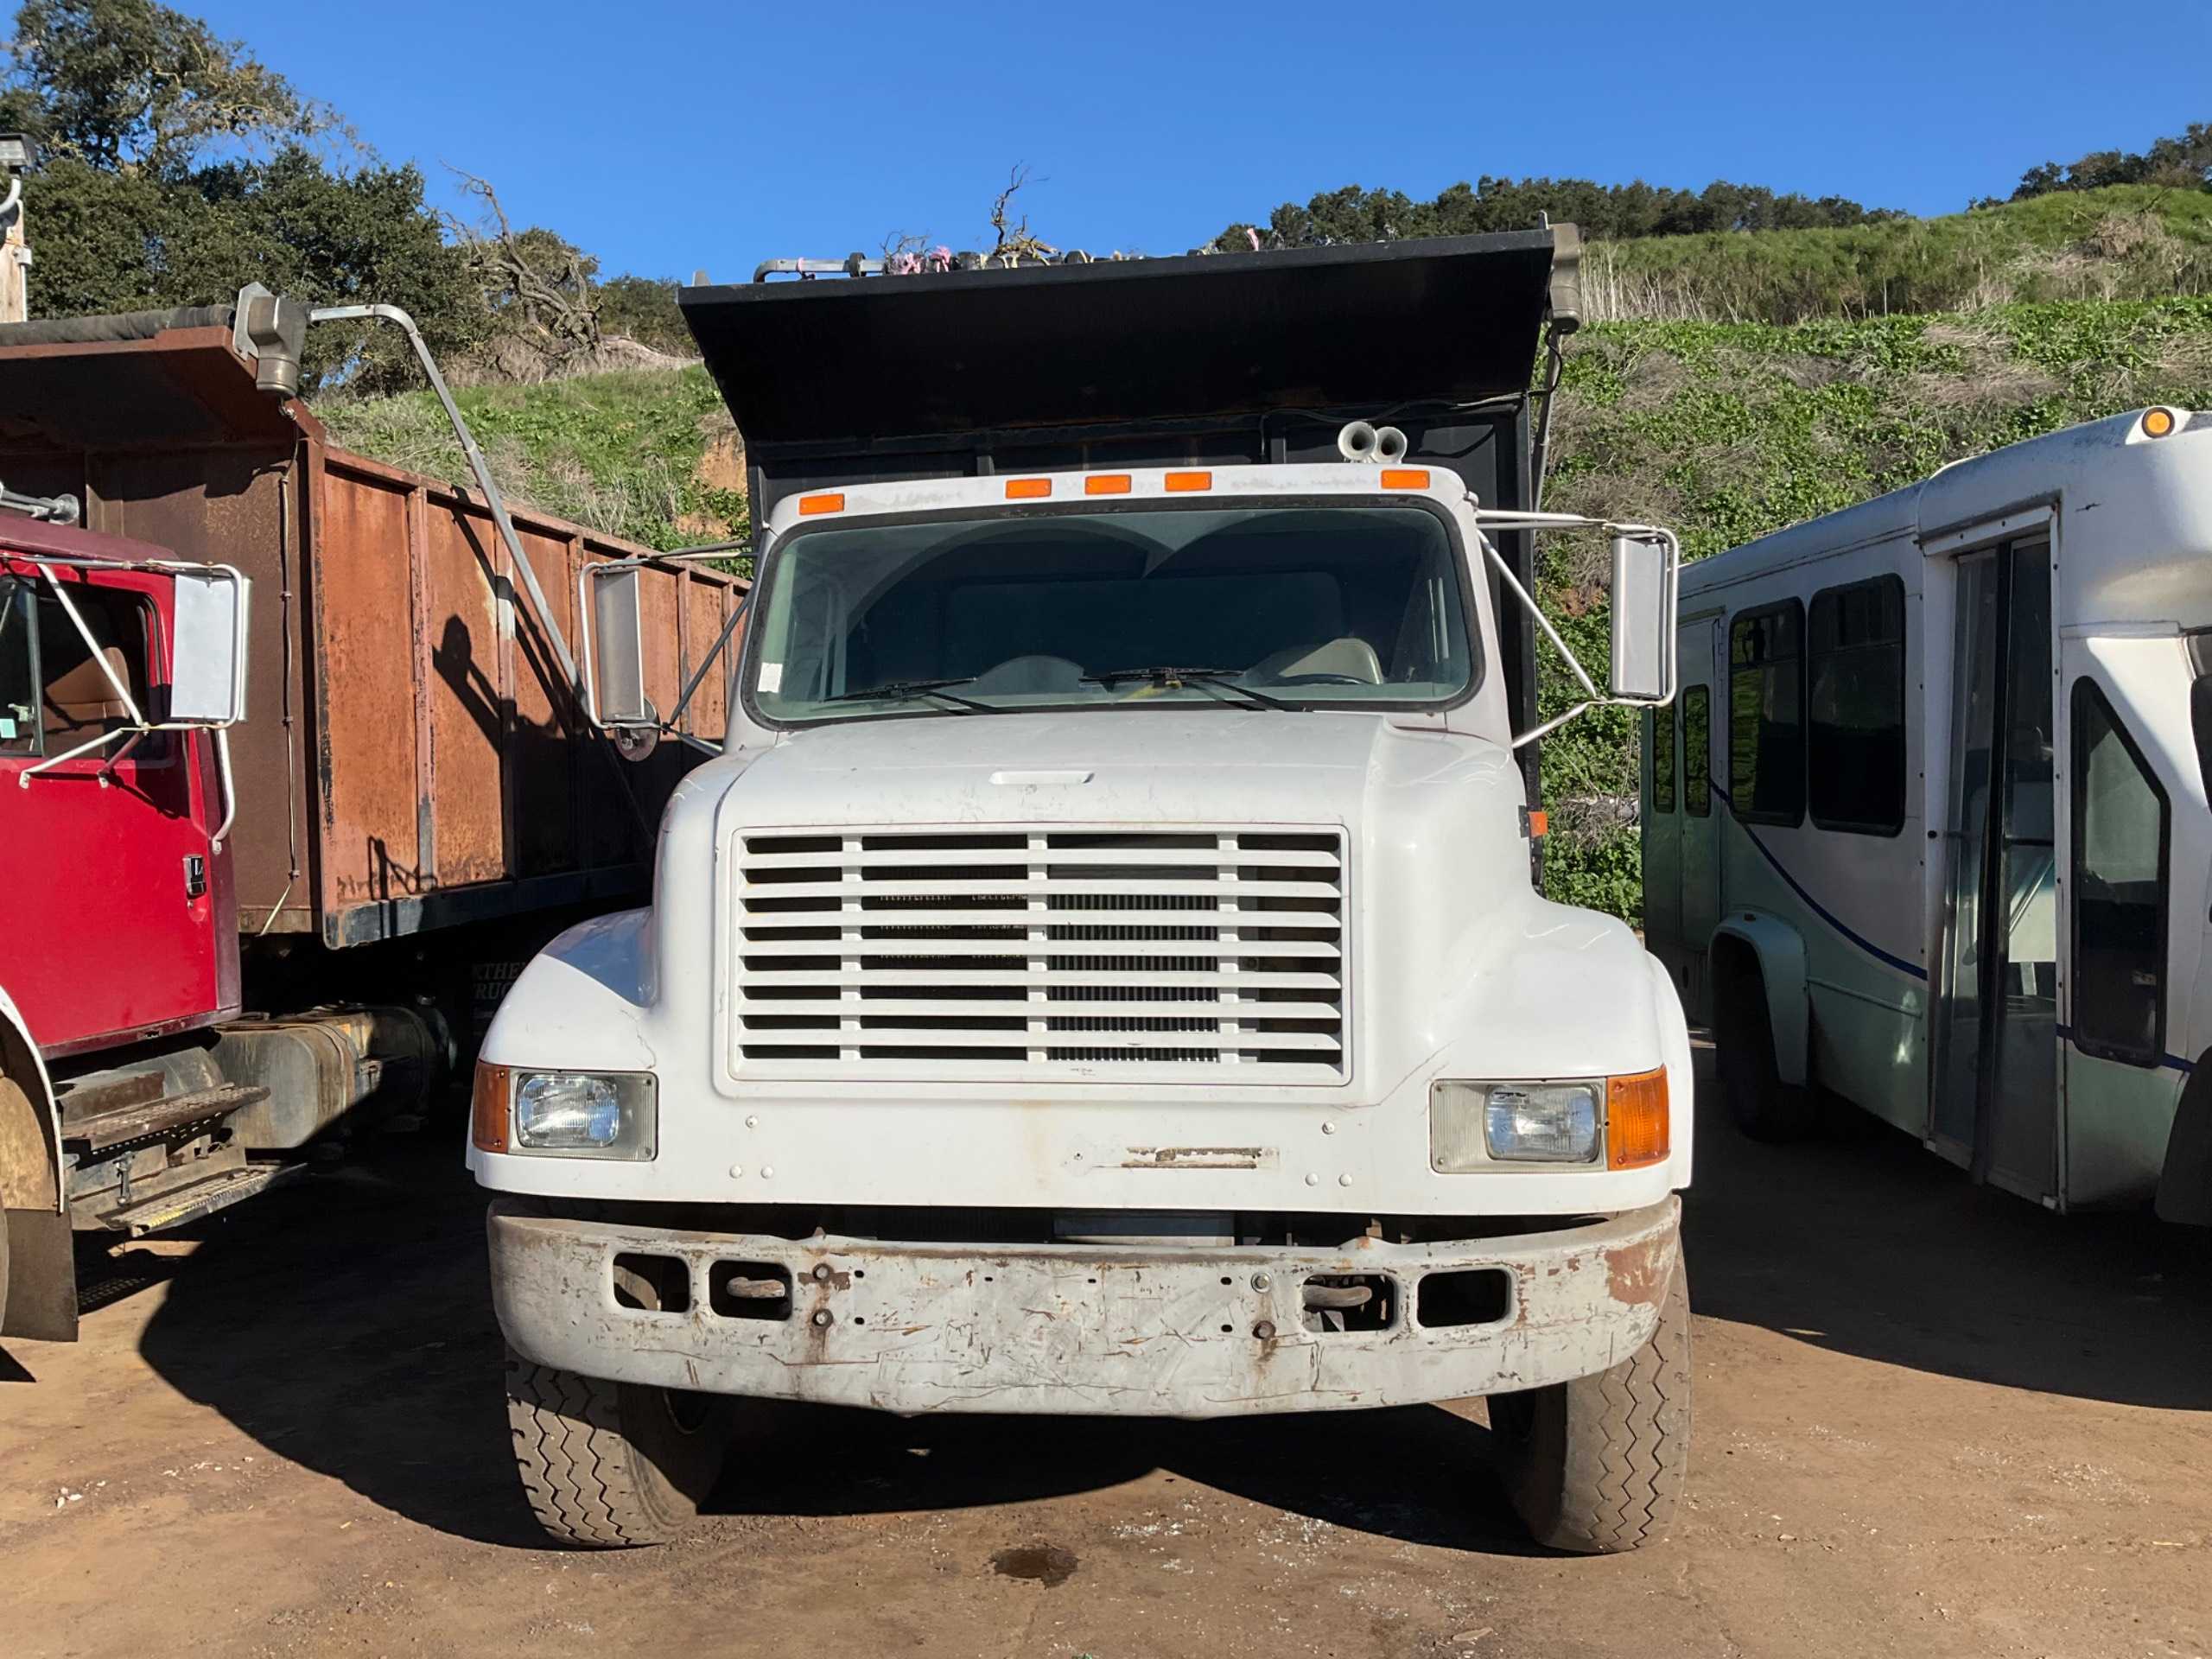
[1704,779,1929,982]
[1691,785,2198,1073]
[2054,1024,2194,1074]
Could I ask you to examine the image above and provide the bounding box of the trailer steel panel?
[0,322,745,950]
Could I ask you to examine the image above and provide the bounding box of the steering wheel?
[1270,671,1374,686]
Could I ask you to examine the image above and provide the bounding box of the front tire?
[505,1352,733,1547]
[1491,1255,1692,1554]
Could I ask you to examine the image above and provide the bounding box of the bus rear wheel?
[1713,959,1814,1141]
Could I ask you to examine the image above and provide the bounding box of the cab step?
[60,1083,270,1153]
[98,1161,302,1237]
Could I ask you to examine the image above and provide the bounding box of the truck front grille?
[728,827,1348,1084]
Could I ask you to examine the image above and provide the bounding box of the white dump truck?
[467,228,1696,1552]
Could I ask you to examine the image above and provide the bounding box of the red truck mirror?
[167,566,249,725]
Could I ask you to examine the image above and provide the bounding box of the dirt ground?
[4,1046,2209,1659]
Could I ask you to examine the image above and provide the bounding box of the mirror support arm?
[1467,509,1681,751]
[664,590,751,737]
[32,560,143,725]
[308,304,579,696]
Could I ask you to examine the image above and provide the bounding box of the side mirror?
[1608,534,1675,702]
[580,563,655,730]
[167,568,250,725]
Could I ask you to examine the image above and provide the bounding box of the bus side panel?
[1707,539,1931,1134]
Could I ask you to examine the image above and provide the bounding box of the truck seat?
[41,641,137,743]
[1247,637,1382,684]
[970,653,1086,694]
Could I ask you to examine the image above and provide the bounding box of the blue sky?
[193,0,2209,281]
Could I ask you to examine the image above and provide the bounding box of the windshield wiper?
[1080,665,1299,711]
[823,677,1004,714]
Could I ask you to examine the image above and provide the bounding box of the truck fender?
[1,982,78,1342]
[0,985,60,1212]
[1708,913,1810,1088]
[2154,1052,2212,1227]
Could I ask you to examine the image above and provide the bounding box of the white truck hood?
[719,709,1449,830]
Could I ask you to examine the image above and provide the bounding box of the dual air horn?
[1337,421,1410,464]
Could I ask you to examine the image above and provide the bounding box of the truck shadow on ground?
[122,1052,2211,1550]
[120,1136,1531,1553]
[1681,1046,2212,1410]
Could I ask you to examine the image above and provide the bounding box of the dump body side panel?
[0,321,746,954]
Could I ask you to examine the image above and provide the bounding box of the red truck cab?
[2,524,240,1057]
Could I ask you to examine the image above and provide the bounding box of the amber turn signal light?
[1605,1067,1669,1169]
[471,1061,511,1154]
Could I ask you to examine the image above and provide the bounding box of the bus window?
[1808,576,1905,835]
[1649,702,1676,813]
[2070,680,2168,1066]
[1728,601,1803,825]
[1682,685,1711,817]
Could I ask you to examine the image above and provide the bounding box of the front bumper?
[486,1197,1681,1418]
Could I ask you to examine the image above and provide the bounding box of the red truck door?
[0,550,238,1057]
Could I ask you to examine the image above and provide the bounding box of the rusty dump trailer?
[0,315,741,948]
[0,308,741,1329]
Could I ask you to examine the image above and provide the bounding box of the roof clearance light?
[1084,474,1133,496]
[2142,408,2177,438]
[1380,469,1431,490]
[1164,471,1212,493]
[1005,478,1052,499]
[798,493,845,515]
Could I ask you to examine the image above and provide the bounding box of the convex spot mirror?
[167,568,250,725]
[1608,534,1673,702]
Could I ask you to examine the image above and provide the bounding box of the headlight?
[510,1070,658,1160]
[1430,1078,1601,1169]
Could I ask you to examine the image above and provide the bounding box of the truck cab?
[469,228,1695,1554]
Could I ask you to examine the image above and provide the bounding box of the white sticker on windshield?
[759,662,784,694]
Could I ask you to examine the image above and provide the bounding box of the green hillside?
[1582,184,2212,322]
[316,186,2212,922]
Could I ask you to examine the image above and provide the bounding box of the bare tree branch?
[987,162,1056,263]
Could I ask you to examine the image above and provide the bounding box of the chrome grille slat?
[729,826,1348,1083]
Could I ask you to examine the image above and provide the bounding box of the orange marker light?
[798,493,845,516]
[471,1062,512,1154]
[2143,408,2177,438]
[1379,469,1431,490]
[1605,1067,1669,1170]
[1164,471,1212,493]
[1084,474,1133,495]
[1005,477,1052,499]
[1527,810,1549,838]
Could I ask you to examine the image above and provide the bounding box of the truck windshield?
[748,503,1477,722]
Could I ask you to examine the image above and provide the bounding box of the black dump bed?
[678,225,1580,759]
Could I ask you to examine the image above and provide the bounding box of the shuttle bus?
[1642,405,2211,1223]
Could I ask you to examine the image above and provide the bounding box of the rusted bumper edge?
[486,1197,1681,1419]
